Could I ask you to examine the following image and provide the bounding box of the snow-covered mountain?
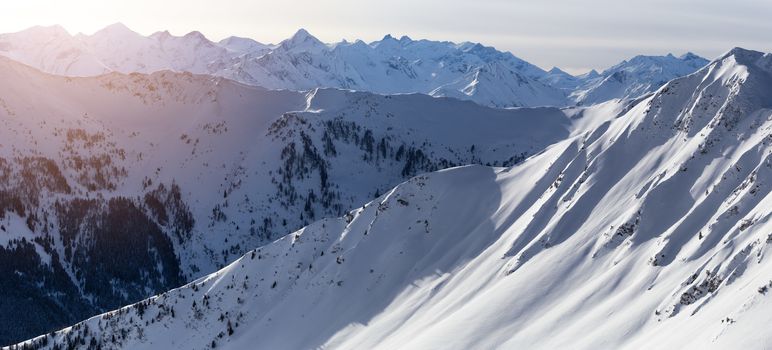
[428,61,569,108]
[0,23,236,77]
[0,54,572,345]
[0,23,708,109]
[217,36,271,55]
[0,24,568,108]
[13,47,772,349]
[0,25,109,76]
[86,23,233,75]
[569,52,710,105]
[227,32,572,108]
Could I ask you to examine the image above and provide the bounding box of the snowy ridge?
[219,30,569,107]
[0,24,708,108]
[429,61,568,108]
[0,54,572,344]
[569,52,710,105]
[0,25,110,76]
[13,47,772,349]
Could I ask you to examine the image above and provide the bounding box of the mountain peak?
[648,46,772,119]
[713,48,772,78]
[183,30,207,40]
[548,67,571,76]
[219,36,264,45]
[577,69,600,80]
[150,30,172,39]
[219,36,269,53]
[281,28,325,51]
[720,47,764,62]
[102,22,133,33]
[462,43,500,59]
[291,28,315,41]
[373,34,403,50]
[679,52,701,60]
[23,24,70,37]
[714,47,772,81]
[378,34,413,46]
[91,22,140,40]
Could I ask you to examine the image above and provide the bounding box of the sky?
[1,0,770,74]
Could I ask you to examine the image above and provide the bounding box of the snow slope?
[0,55,571,344]
[14,47,772,349]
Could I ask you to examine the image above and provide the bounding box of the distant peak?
[463,43,504,60]
[281,28,325,51]
[580,69,600,79]
[93,22,138,37]
[149,30,172,41]
[399,35,412,44]
[679,52,702,60]
[103,22,132,32]
[345,39,370,50]
[42,24,66,31]
[184,31,207,40]
[382,34,395,41]
[220,36,262,45]
[627,54,654,63]
[291,28,314,41]
[24,24,69,36]
[548,67,569,75]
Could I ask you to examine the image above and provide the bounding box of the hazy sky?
[1,0,770,74]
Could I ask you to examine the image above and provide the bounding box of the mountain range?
[10,46,772,349]
[0,50,571,344]
[0,22,769,350]
[0,23,708,108]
